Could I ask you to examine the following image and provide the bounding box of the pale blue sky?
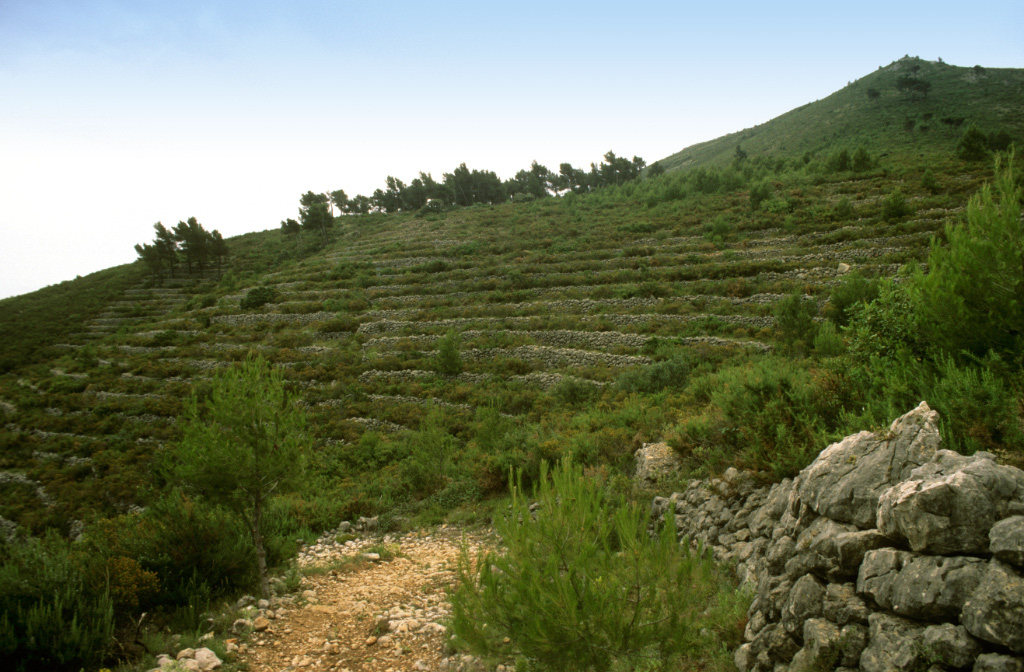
[1,1,1021,298]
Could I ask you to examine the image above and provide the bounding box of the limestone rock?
[634,442,682,484]
[823,582,871,626]
[860,613,926,672]
[797,402,941,528]
[253,616,271,632]
[890,555,986,621]
[837,623,868,667]
[921,624,982,669]
[962,561,1024,653]
[781,575,826,637]
[193,648,222,671]
[878,450,1024,554]
[834,529,890,575]
[856,548,915,609]
[973,653,1024,672]
[789,618,839,672]
[990,515,1024,568]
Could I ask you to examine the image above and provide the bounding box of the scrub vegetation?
[0,56,1022,671]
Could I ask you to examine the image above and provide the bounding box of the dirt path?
[237,526,492,672]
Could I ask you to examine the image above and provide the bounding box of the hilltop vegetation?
[659,57,1024,171]
[0,57,1022,671]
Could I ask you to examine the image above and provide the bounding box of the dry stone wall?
[650,402,1024,672]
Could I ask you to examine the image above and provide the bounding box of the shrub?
[882,188,912,221]
[852,147,872,172]
[239,286,279,310]
[813,320,846,357]
[550,377,601,406]
[957,126,990,162]
[925,355,1024,455]
[824,271,880,327]
[450,460,745,672]
[773,291,818,352]
[833,196,854,220]
[0,532,115,672]
[921,168,940,194]
[434,330,463,376]
[749,178,772,210]
[911,156,1023,362]
[672,358,829,477]
[616,356,692,394]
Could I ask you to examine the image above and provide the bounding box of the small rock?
[253,616,271,632]
[176,648,196,660]
[366,636,377,646]
[193,648,222,671]
[363,552,381,561]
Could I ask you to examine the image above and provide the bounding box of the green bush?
[925,355,1024,455]
[239,286,279,310]
[882,188,912,221]
[824,271,880,327]
[911,155,1023,362]
[450,460,745,672]
[813,320,846,357]
[0,532,115,672]
[434,330,463,376]
[833,196,854,220]
[773,291,818,352]
[616,356,693,394]
[672,358,830,477]
[749,178,772,210]
[550,377,601,406]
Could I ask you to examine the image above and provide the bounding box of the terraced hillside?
[0,152,998,537]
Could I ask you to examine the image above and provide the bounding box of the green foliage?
[434,330,463,376]
[833,196,854,220]
[846,276,923,364]
[450,460,745,672]
[749,178,772,210]
[0,532,115,672]
[882,188,912,220]
[616,356,693,394]
[813,320,846,357]
[925,355,1024,455]
[912,155,1024,362]
[824,272,880,327]
[958,126,991,161]
[852,147,872,172]
[921,168,940,194]
[550,377,601,406]
[239,286,279,310]
[773,291,818,352]
[672,358,830,477]
[164,354,308,598]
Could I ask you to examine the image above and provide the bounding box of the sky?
[1,1,1022,300]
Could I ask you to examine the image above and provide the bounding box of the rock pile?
[652,402,1024,672]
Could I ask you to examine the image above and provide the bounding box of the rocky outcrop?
[652,402,1024,671]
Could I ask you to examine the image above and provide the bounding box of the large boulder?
[990,515,1024,568]
[860,613,926,672]
[877,450,1024,554]
[797,402,941,528]
[889,555,986,621]
[961,561,1024,653]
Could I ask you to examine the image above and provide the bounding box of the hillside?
[656,56,1024,172]
[1,57,1023,671]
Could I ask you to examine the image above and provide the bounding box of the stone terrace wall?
[650,402,1024,672]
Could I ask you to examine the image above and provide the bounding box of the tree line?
[295,151,647,221]
[134,218,229,281]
